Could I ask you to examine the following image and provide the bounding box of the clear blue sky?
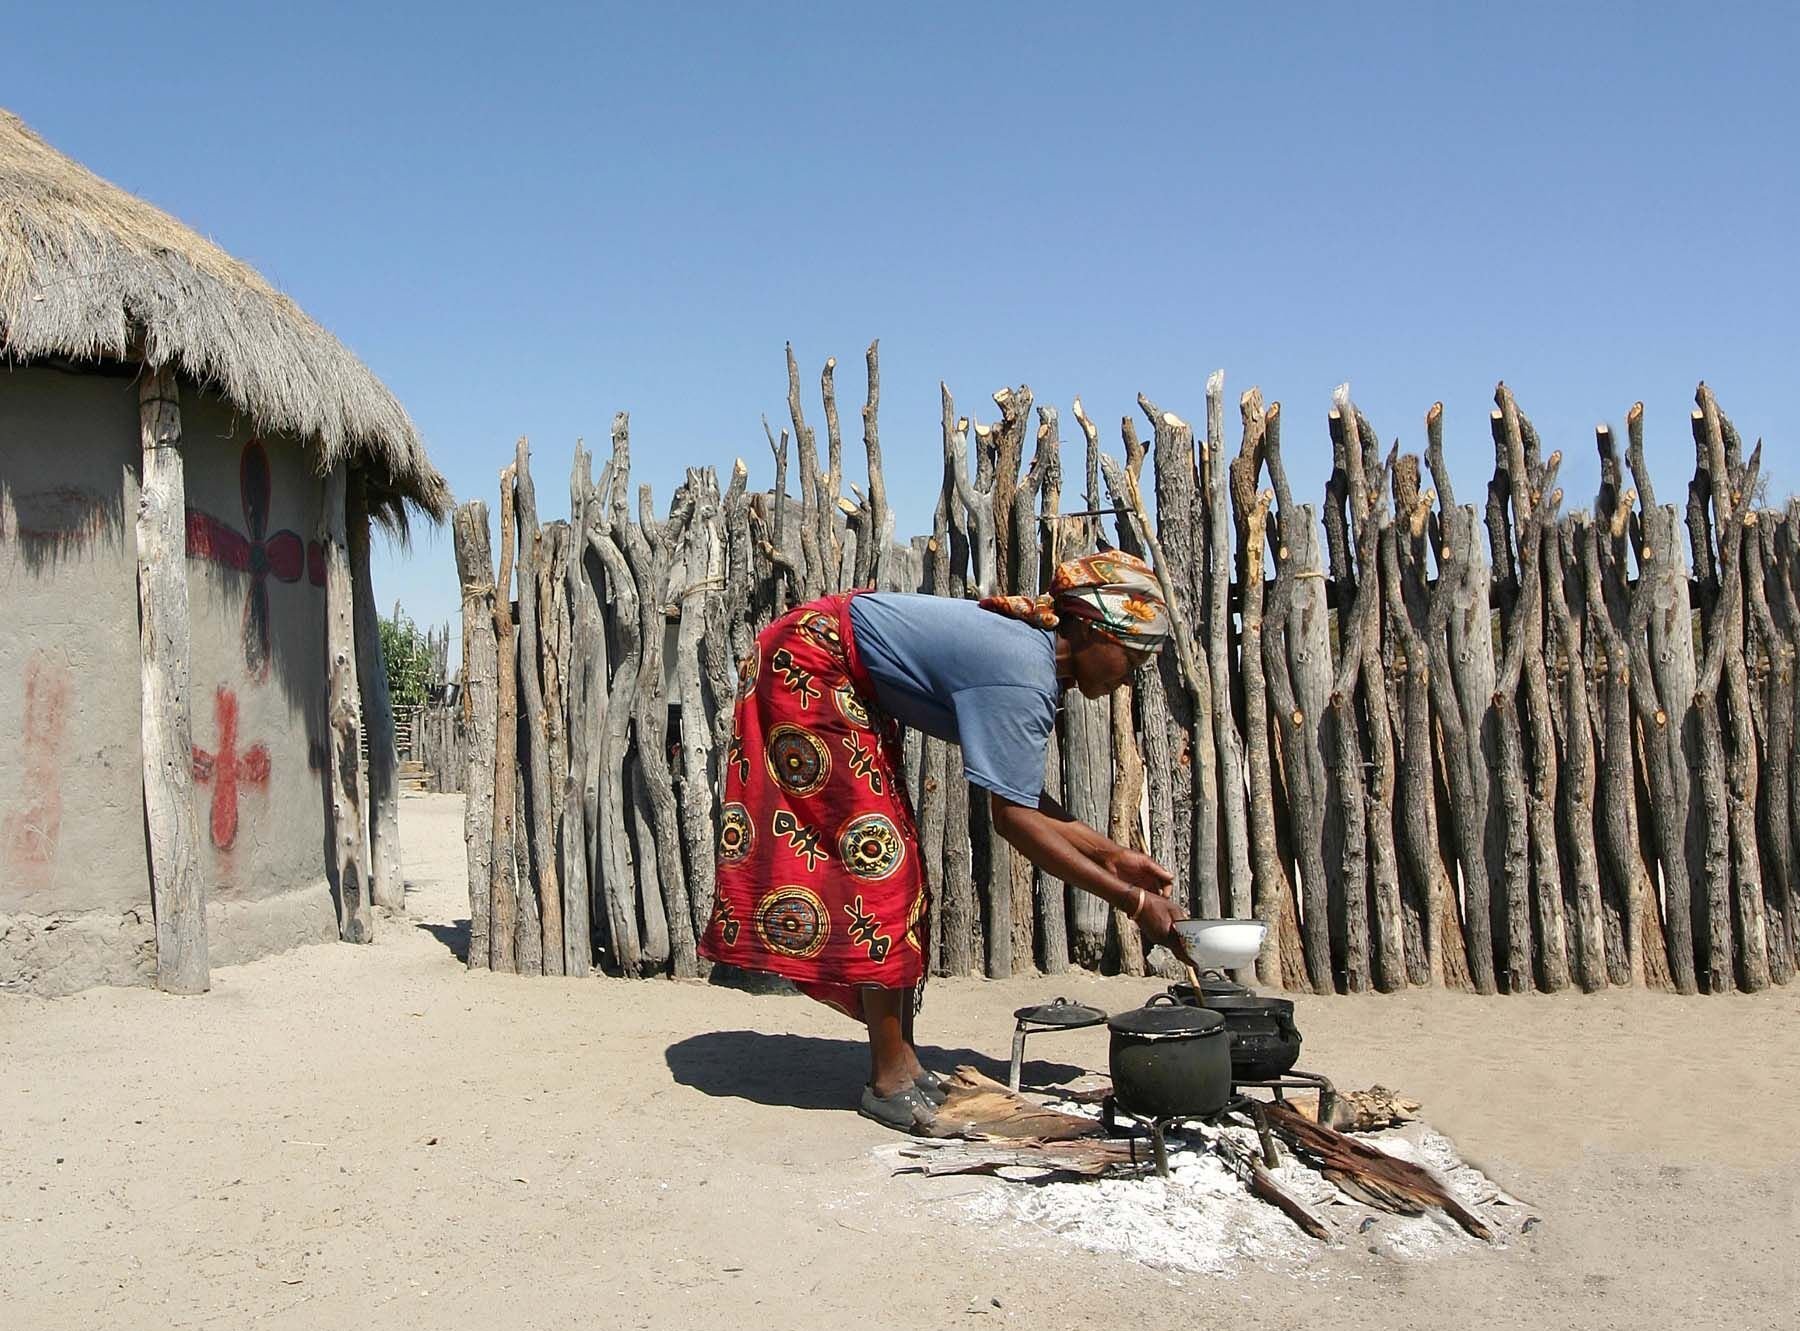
[6,2,1795,645]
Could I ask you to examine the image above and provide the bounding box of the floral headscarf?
[980,550,1170,653]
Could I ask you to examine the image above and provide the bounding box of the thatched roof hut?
[0,109,447,524]
[1,110,443,995]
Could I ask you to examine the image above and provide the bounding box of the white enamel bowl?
[1172,918,1268,969]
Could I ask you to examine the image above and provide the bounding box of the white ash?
[898,1098,1522,1277]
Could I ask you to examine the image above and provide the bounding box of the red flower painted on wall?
[192,686,270,851]
[186,440,324,678]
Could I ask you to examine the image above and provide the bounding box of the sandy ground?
[4,793,1798,1331]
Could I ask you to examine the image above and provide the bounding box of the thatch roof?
[0,110,448,523]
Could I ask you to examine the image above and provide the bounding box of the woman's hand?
[1132,889,1189,951]
[1104,845,1175,896]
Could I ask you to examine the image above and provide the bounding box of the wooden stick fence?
[449,347,1796,995]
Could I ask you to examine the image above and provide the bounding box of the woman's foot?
[913,1069,949,1105]
[858,1083,938,1133]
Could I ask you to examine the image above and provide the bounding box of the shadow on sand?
[416,917,470,962]
[663,1029,1084,1112]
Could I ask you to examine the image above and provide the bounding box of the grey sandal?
[914,1070,949,1105]
[858,1083,938,1133]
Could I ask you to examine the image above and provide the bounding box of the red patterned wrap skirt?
[698,593,926,1019]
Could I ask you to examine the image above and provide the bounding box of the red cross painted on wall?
[186,440,324,678]
[192,686,271,850]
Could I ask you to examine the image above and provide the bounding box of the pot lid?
[1013,997,1108,1028]
[1107,997,1226,1038]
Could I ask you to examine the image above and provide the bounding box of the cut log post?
[862,341,891,591]
[1110,672,1150,978]
[511,749,538,972]
[708,463,749,787]
[995,405,1050,972]
[972,397,1020,980]
[1780,506,1800,971]
[1230,388,1304,987]
[543,517,587,975]
[1718,416,1774,990]
[937,389,978,977]
[1325,440,1390,992]
[1363,449,1408,990]
[948,390,999,597]
[136,366,209,992]
[319,460,373,945]
[1139,398,1208,919]
[785,344,827,599]
[1489,397,1564,993]
[1423,406,1492,992]
[1029,406,1068,971]
[1591,427,1633,982]
[1694,388,1769,992]
[512,439,562,975]
[565,446,604,975]
[1065,400,1118,968]
[675,468,723,949]
[1197,375,1241,929]
[1256,400,1314,988]
[722,460,756,666]
[347,471,403,912]
[1686,405,1733,991]
[991,385,1033,599]
[1547,513,1609,991]
[1265,530,1332,994]
[1485,396,1537,990]
[453,501,497,970]
[1144,401,1202,929]
[759,418,799,616]
[619,462,697,976]
[1106,422,1176,976]
[1759,513,1800,982]
[1387,454,1433,985]
[1580,477,1668,990]
[1336,395,1406,991]
[1382,456,1453,988]
[489,465,522,972]
[588,449,645,974]
[1240,482,1298,984]
[629,756,669,972]
[1590,427,1645,983]
[1261,403,1335,992]
[820,356,845,586]
[1506,409,1570,993]
[917,412,955,976]
[1623,406,1700,992]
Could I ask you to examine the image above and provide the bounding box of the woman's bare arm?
[990,792,1182,943]
[1032,789,1114,860]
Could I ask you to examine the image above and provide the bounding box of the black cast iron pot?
[1106,994,1232,1120]
[1200,992,1302,1081]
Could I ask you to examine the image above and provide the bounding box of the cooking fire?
[882,921,1531,1271]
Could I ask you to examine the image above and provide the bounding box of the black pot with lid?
[1204,992,1302,1081]
[1105,994,1233,1120]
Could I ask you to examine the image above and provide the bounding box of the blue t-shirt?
[848,593,1059,807]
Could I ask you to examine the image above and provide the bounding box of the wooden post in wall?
[136,365,210,993]
[321,460,373,942]
[348,471,404,910]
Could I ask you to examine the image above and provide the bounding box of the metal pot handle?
[1143,992,1182,1009]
